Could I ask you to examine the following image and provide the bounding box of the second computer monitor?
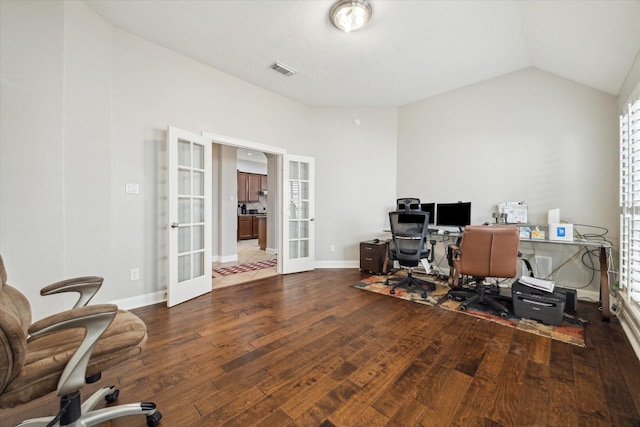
[436,202,471,228]
[420,203,435,225]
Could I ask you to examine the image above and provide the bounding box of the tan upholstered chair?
[447,225,520,318]
[0,254,162,426]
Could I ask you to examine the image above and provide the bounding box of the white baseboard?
[110,290,166,311]
[219,254,238,263]
[266,247,278,255]
[315,260,359,269]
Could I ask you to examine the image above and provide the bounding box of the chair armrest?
[28,304,117,396]
[518,252,534,277]
[447,244,461,287]
[40,276,103,308]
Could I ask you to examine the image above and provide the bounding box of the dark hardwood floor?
[3,269,640,426]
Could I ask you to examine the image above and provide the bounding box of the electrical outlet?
[130,268,140,281]
[330,244,335,252]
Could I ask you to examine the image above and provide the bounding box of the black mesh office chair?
[396,197,421,212]
[386,211,436,298]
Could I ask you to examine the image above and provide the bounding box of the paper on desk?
[420,258,431,274]
[519,275,555,292]
[498,201,528,224]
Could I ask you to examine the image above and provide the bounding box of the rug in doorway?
[351,273,451,307]
[439,297,587,347]
[213,259,277,277]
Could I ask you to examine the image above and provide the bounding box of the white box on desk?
[549,223,573,241]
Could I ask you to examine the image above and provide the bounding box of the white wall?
[398,67,619,296]
[309,107,398,266]
[218,145,240,262]
[1,1,70,315]
[0,1,397,320]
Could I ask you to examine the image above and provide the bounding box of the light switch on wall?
[125,183,139,194]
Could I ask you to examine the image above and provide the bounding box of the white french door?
[281,154,315,274]
[167,127,212,307]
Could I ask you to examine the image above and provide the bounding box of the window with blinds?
[620,98,640,304]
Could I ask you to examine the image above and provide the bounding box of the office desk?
[424,231,612,321]
[384,229,612,320]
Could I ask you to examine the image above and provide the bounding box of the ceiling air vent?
[270,61,297,76]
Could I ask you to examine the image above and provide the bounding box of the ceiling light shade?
[329,0,372,33]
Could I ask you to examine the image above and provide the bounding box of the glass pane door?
[168,127,211,307]
[282,155,314,273]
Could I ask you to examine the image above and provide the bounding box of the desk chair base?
[16,386,162,427]
[386,268,436,298]
[449,280,509,319]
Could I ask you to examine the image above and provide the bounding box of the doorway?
[203,131,285,288]
[212,147,278,288]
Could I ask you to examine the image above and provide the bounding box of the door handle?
[170,222,179,229]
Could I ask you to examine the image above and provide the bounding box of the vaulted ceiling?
[85,0,640,107]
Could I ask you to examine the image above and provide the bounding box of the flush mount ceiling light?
[329,0,372,33]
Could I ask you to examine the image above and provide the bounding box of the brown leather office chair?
[447,225,520,318]
[0,254,162,426]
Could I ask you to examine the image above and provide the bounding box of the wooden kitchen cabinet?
[237,214,264,240]
[251,216,260,238]
[248,174,260,202]
[237,215,253,240]
[237,172,248,203]
[237,171,266,203]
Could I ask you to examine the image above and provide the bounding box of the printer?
[512,280,566,326]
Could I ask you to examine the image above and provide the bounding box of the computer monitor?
[436,202,471,228]
[420,203,435,224]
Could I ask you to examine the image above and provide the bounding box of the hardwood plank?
[546,376,579,427]
[513,359,550,426]
[418,369,473,426]
[351,406,390,427]
[573,351,612,423]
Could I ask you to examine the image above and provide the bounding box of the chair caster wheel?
[105,389,119,403]
[500,312,508,319]
[421,293,427,298]
[459,305,467,311]
[147,411,163,426]
[390,289,395,295]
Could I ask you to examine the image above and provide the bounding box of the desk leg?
[382,251,389,275]
[600,246,610,322]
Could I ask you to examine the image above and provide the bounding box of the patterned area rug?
[352,275,587,347]
[439,297,587,347]
[351,274,451,306]
[213,259,277,277]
